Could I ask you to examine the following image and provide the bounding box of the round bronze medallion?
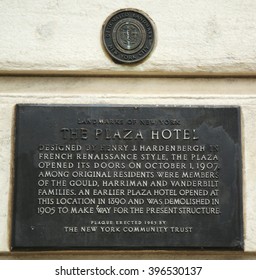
[102,9,155,64]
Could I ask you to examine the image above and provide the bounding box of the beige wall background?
[0,0,256,76]
[0,77,256,259]
[0,0,256,259]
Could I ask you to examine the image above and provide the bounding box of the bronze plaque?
[12,105,243,250]
[102,9,155,64]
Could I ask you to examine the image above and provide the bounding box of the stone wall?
[0,77,256,258]
[0,0,256,258]
[0,0,256,76]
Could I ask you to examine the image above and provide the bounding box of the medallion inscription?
[102,9,155,64]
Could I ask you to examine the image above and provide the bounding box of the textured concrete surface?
[0,0,256,76]
[0,77,256,258]
[0,0,255,260]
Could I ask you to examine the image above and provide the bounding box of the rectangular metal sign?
[12,105,243,250]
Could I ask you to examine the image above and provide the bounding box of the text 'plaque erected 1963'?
[12,105,243,250]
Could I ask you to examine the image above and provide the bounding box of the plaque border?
[11,104,244,251]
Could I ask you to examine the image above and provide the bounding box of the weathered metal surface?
[12,105,243,250]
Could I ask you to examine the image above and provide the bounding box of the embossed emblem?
[102,9,155,64]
